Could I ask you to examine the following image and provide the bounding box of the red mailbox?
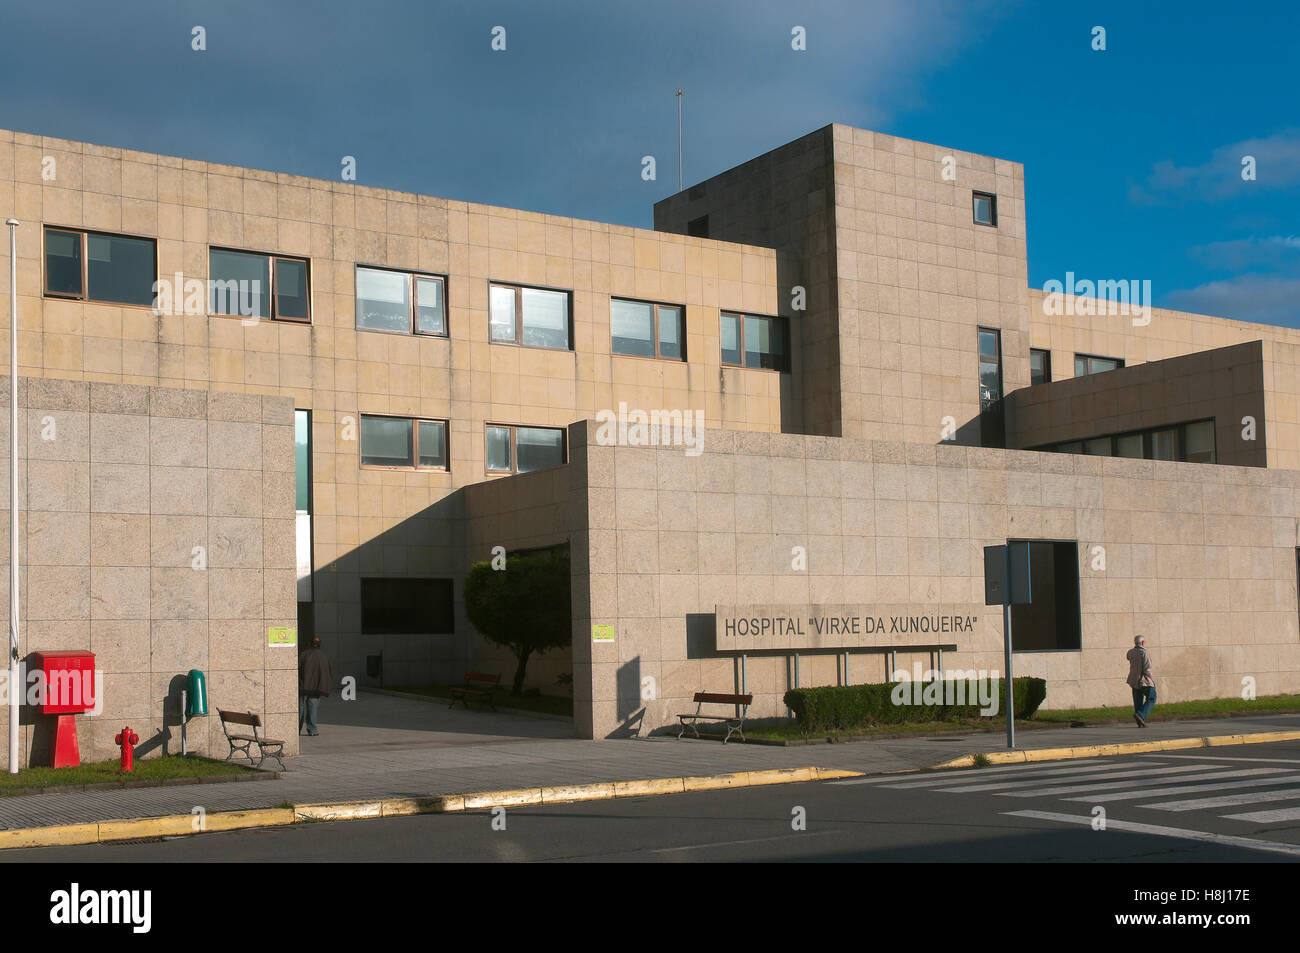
[31,650,96,768]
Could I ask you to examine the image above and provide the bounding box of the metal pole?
[181,689,187,757]
[675,88,683,192]
[1003,546,1015,749]
[7,219,19,775]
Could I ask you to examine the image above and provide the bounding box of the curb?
[930,729,1300,770]
[0,766,863,851]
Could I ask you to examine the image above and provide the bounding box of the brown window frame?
[720,311,789,372]
[208,246,312,323]
[488,281,573,352]
[1030,347,1052,385]
[484,423,567,475]
[1073,352,1125,377]
[973,191,998,227]
[42,225,158,308]
[610,297,687,361]
[358,414,450,472]
[354,264,449,337]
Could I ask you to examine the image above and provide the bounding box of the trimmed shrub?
[783,677,1047,734]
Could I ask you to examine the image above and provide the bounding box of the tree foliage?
[463,543,571,695]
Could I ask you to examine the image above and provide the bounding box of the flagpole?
[6,218,18,774]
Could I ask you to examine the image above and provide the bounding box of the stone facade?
[0,377,298,763]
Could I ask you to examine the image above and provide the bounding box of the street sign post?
[984,542,1031,749]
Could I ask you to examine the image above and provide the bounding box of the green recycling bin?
[187,669,208,716]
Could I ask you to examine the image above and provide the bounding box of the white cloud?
[1129,130,1300,204]
[1164,273,1300,327]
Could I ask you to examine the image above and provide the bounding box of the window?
[1038,419,1216,464]
[973,192,998,227]
[610,298,684,360]
[1030,348,1051,386]
[355,266,446,335]
[485,424,565,474]
[43,227,156,306]
[489,283,571,350]
[978,327,1004,448]
[209,248,310,321]
[720,312,788,371]
[687,215,709,238]
[361,578,454,634]
[1074,353,1124,377]
[359,415,449,470]
[1010,541,1081,651]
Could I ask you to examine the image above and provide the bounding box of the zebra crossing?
[832,754,1300,855]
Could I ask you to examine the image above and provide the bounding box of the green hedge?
[783,677,1047,733]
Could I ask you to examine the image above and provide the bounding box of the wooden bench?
[218,709,286,770]
[447,672,500,712]
[677,692,753,743]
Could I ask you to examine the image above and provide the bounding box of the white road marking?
[1060,771,1300,803]
[997,768,1291,799]
[1004,810,1300,858]
[1145,788,1300,812]
[1159,755,1300,765]
[877,762,1141,790]
[932,763,1216,793]
[830,759,1111,786]
[1222,805,1300,823]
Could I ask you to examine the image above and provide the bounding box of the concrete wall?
[0,377,298,763]
[568,421,1300,738]
[1006,341,1268,468]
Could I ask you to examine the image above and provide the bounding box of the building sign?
[592,623,615,643]
[268,626,297,647]
[715,604,981,651]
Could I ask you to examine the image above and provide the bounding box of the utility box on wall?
[31,650,96,767]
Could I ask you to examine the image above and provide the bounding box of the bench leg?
[677,718,700,740]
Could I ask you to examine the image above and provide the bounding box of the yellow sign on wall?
[268,626,298,647]
[592,623,615,643]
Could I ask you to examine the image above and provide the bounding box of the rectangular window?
[1083,436,1111,456]
[1074,353,1124,377]
[1115,432,1143,458]
[1042,419,1217,464]
[610,298,685,360]
[721,312,787,371]
[355,266,447,336]
[361,578,454,635]
[1030,348,1051,386]
[359,414,448,470]
[1010,541,1082,651]
[978,327,1005,448]
[485,424,565,474]
[209,247,309,322]
[489,283,571,350]
[687,215,709,238]
[1150,427,1178,461]
[973,191,998,227]
[43,227,156,306]
[1183,420,1216,464]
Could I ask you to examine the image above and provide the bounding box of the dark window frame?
[610,296,687,362]
[1008,539,1082,653]
[488,281,573,352]
[978,326,1005,448]
[720,311,789,372]
[973,191,998,227]
[360,577,455,635]
[1030,348,1052,386]
[1033,418,1217,465]
[358,413,450,472]
[42,225,158,307]
[484,423,567,475]
[1073,352,1125,377]
[208,246,312,323]
[354,264,449,338]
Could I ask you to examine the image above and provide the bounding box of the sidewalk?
[2,690,1298,834]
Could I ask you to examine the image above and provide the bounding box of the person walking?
[1126,634,1156,727]
[298,636,335,737]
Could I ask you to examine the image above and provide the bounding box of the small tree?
[463,544,571,695]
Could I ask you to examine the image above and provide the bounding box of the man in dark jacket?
[1126,634,1156,727]
[298,637,334,737]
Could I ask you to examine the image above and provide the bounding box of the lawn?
[388,685,574,718]
[0,756,260,795]
[1033,693,1300,724]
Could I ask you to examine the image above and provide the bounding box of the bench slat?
[693,692,752,705]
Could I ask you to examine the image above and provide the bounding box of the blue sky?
[2,0,1297,325]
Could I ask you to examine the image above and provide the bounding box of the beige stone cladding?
[0,126,785,688]
[1006,341,1268,468]
[1027,290,1300,469]
[0,377,297,764]
[567,420,1300,739]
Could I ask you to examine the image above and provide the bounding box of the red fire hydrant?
[115,726,139,772]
